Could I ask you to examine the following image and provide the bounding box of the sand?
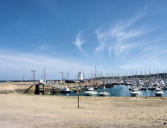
[0,82,35,94]
[0,82,167,128]
[0,94,167,128]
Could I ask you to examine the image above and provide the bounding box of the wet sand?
[0,94,167,128]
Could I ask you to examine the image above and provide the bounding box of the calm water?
[60,85,167,97]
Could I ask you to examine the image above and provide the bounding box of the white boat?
[128,86,133,90]
[130,88,141,96]
[60,87,71,93]
[39,79,47,85]
[140,86,147,90]
[155,87,163,96]
[87,87,94,91]
[84,91,97,96]
[84,87,97,96]
[98,91,110,96]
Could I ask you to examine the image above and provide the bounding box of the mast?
[22,74,24,82]
[60,72,64,81]
[31,70,36,85]
[95,66,97,85]
[43,67,46,80]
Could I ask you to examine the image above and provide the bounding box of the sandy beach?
[0,82,35,94]
[0,93,167,128]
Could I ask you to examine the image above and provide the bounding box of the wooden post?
[35,84,39,94]
[77,90,80,108]
[43,84,45,95]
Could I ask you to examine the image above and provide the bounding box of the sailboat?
[84,87,97,96]
[98,91,110,96]
[130,87,141,96]
[60,86,71,94]
[39,67,47,85]
[155,87,163,96]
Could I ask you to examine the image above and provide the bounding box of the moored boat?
[84,87,97,96]
[130,87,141,96]
[60,86,71,94]
[155,87,163,96]
[98,91,110,96]
[140,86,147,90]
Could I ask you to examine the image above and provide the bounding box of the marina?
[1,0,167,127]
[26,72,167,97]
[2,72,167,97]
[56,85,167,97]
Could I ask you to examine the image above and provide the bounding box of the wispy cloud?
[38,44,49,50]
[38,43,56,50]
[117,42,167,73]
[73,32,87,56]
[95,9,167,73]
[95,12,147,58]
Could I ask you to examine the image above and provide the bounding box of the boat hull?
[84,91,97,96]
[130,92,141,97]
[155,92,163,96]
[98,92,110,96]
[60,91,71,94]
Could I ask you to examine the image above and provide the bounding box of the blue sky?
[0,0,167,80]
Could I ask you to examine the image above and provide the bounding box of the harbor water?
[60,85,167,97]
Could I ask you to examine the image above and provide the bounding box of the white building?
[78,72,84,81]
